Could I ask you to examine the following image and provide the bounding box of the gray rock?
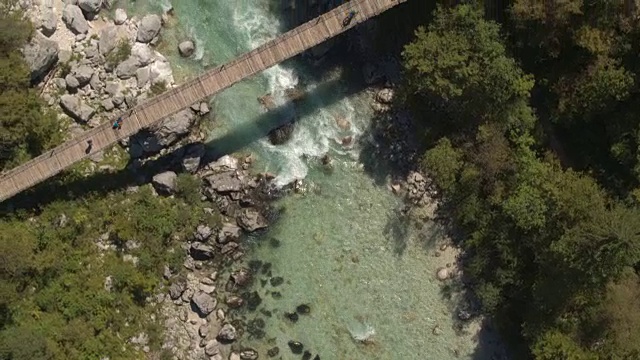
[181,143,205,173]
[191,291,217,316]
[114,8,127,24]
[78,0,101,14]
[204,339,219,356]
[112,94,124,106]
[131,43,154,66]
[135,66,149,88]
[199,102,210,115]
[152,171,177,195]
[217,223,241,244]
[115,57,140,79]
[148,109,195,147]
[225,296,244,308]
[40,9,58,37]
[89,72,103,90]
[101,98,114,111]
[60,94,95,123]
[198,324,209,338]
[21,32,59,82]
[268,122,295,145]
[209,155,238,172]
[105,81,120,95]
[64,74,79,90]
[190,242,215,260]
[73,64,94,86]
[375,88,394,104]
[53,77,66,89]
[194,224,212,242]
[237,208,268,232]
[216,323,237,342]
[136,14,161,43]
[205,172,242,193]
[178,40,195,57]
[168,279,186,300]
[98,25,129,56]
[58,49,72,63]
[62,5,89,34]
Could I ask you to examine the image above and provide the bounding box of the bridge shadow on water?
[1,70,364,214]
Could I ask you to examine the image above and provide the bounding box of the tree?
[402,4,534,124]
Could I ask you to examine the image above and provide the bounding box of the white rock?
[114,8,127,25]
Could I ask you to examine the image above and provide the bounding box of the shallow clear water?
[123,0,499,358]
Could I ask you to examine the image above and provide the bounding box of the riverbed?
[119,0,502,358]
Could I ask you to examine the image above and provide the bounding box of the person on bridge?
[343,10,357,27]
[112,117,123,130]
[85,139,93,154]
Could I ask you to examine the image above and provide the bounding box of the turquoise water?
[122,0,500,358]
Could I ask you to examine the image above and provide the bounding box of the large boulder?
[191,291,217,316]
[72,64,94,86]
[21,32,59,82]
[148,57,173,85]
[62,5,89,34]
[60,94,95,123]
[152,171,177,195]
[149,109,195,147]
[205,172,242,193]
[136,14,161,43]
[98,25,129,56]
[40,9,57,37]
[131,43,154,66]
[78,0,101,13]
[194,224,212,242]
[190,242,215,260]
[182,143,205,173]
[114,8,127,25]
[178,40,195,57]
[237,208,268,232]
[217,223,241,244]
[115,57,140,79]
[168,279,187,300]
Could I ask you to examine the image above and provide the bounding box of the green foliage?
[0,186,207,359]
[402,3,640,359]
[106,39,131,67]
[176,172,203,205]
[0,4,61,169]
[402,5,534,124]
[149,80,168,96]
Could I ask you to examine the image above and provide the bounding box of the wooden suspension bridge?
[0,0,407,202]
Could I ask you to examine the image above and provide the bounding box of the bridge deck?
[0,0,407,202]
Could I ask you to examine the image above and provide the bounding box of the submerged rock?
[267,346,280,357]
[285,312,298,322]
[287,341,304,354]
[296,304,311,315]
[269,276,284,287]
[178,40,195,57]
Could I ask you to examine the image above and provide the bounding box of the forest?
[396,1,640,359]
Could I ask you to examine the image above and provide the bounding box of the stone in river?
[285,312,298,323]
[269,237,281,248]
[178,40,195,57]
[242,291,262,311]
[267,346,280,357]
[287,340,304,354]
[237,208,268,232]
[231,268,251,287]
[271,291,282,299]
[313,355,320,360]
[216,323,237,343]
[191,291,217,316]
[269,276,284,287]
[225,295,244,309]
[296,304,311,315]
[239,348,259,360]
[302,351,312,360]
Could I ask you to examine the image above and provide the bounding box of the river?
[119,0,503,358]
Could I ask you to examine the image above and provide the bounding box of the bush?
[106,40,131,67]
[149,80,168,96]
